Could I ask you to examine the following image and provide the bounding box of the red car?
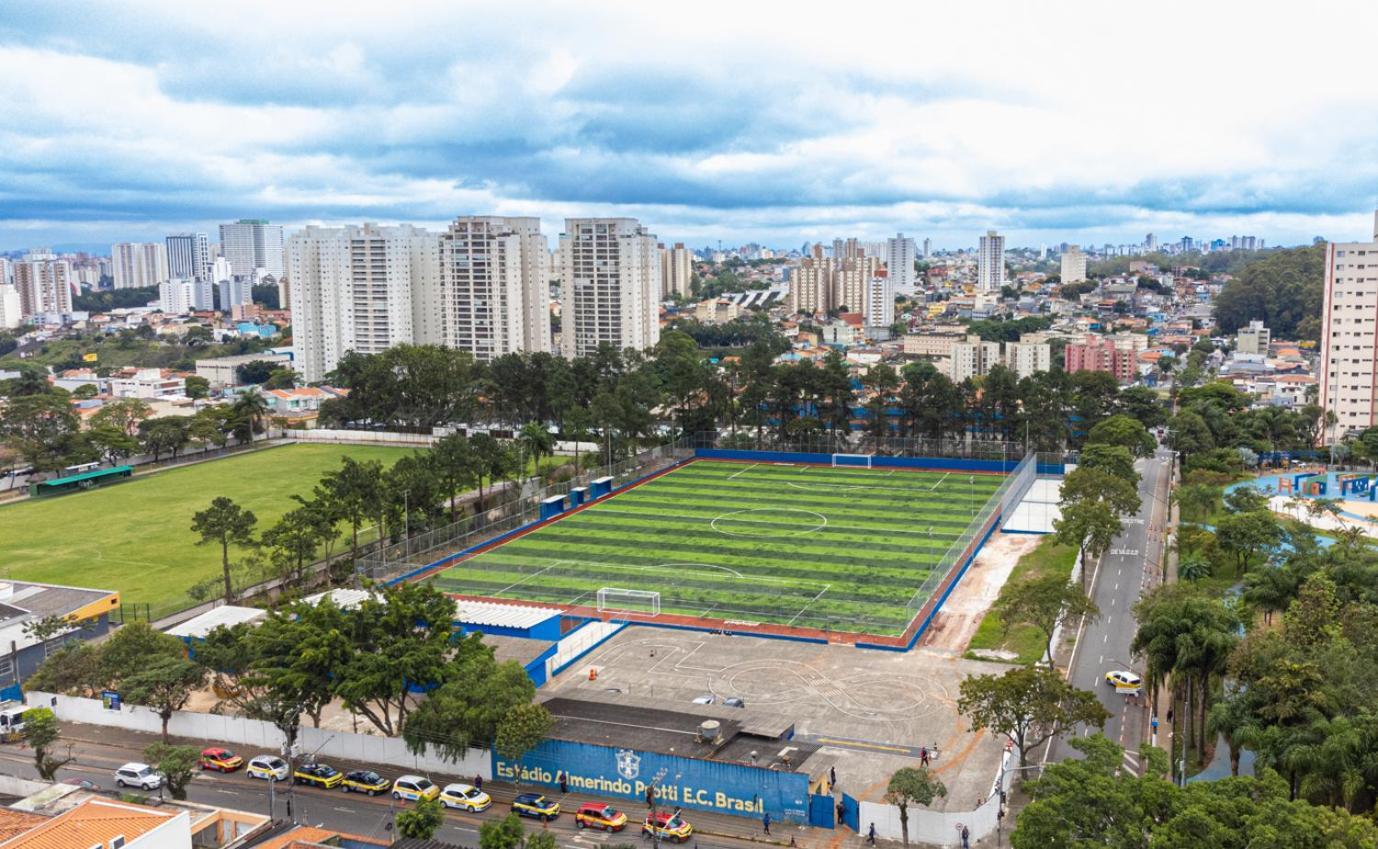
[198,747,243,772]
[576,802,628,831]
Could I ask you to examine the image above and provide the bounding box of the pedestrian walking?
[474,774,483,792]
[920,746,929,767]
[867,823,877,845]
[961,824,970,849]
[558,770,568,794]
[829,765,837,790]
[763,812,771,835]
[836,801,845,823]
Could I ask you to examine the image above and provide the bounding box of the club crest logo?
[615,748,641,780]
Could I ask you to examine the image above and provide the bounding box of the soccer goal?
[831,453,873,469]
[596,587,662,617]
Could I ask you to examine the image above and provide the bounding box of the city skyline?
[3,0,1378,250]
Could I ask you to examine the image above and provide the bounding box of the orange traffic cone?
[588,667,598,681]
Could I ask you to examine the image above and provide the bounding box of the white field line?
[787,583,832,626]
[726,463,759,480]
[930,472,951,491]
[494,559,566,595]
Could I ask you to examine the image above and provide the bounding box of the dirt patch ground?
[919,531,1040,654]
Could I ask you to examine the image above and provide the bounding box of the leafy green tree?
[1172,483,1221,522]
[144,743,199,799]
[404,634,538,760]
[1086,414,1155,457]
[1167,410,1214,465]
[396,796,446,840]
[140,415,190,462]
[958,666,1109,766]
[319,456,386,565]
[122,654,207,742]
[480,813,528,849]
[994,574,1099,663]
[230,389,270,443]
[469,432,513,510]
[518,421,555,483]
[495,702,554,760]
[100,622,187,690]
[333,582,456,736]
[0,393,85,472]
[1215,510,1283,576]
[190,497,258,602]
[263,368,296,390]
[1117,385,1167,429]
[1076,444,1136,482]
[1053,500,1121,589]
[430,433,477,523]
[261,505,327,588]
[26,643,104,697]
[184,375,211,400]
[1060,466,1141,517]
[884,767,947,847]
[1212,244,1324,341]
[87,423,140,465]
[23,707,73,780]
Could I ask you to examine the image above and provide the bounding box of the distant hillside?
[1212,244,1324,343]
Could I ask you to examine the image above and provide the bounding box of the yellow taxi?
[642,811,693,843]
[293,762,343,789]
[392,775,440,802]
[439,783,492,812]
[342,770,390,796]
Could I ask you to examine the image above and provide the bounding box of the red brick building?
[1065,335,1136,383]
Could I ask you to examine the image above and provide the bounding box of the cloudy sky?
[3,0,1378,252]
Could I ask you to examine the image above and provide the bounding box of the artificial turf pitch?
[430,459,1004,635]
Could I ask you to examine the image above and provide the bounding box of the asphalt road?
[0,726,800,849]
[1048,446,1172,772]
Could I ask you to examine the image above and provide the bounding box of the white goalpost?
[596,587,662,617]
[831,453,873,469]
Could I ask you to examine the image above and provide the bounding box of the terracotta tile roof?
[0,810,47,843]
[251,825,386,849]
[0,797,177,849]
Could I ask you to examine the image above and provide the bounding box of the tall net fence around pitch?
[696,431,1036,463]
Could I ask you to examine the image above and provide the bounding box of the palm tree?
[232,389,271,445]
[518,422,555,485]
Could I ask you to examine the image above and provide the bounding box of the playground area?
[1238,469,1378,532]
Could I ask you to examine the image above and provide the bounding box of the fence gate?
[841,793,860,832]
[808,793,836,829]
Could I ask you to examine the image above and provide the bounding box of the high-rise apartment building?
[1145,233,1157,252]
[950,335,1002,382]
[886,233,917,292]
[218,278,253,312]
[159,279,214,314]
[864,272,894,330]
[977,230,1005,291]
[0,285,21,329]
[1235,320,1271,355]
[788,255,831,316]
[219,219,285,278]
[288,223,439,383]
[1319,211,1378,440]
[431,216,550,361]
[1004,340,1052,378]
[13,250,73,317]
[659,243,693,299]
[922,237,932,258]
[111,242,169,288]
[834,256,878,314]
[559,218,661,359]
[1065,335,1137,383]
[1060,244,1087,283]
[0,257,10,286]
[165,233,211,281]
[209,257,233,284]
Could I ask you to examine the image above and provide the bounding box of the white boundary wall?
[857,749,1013,847]
[270,429,438,447]
[25,691,490,779]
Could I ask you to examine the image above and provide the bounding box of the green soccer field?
[0,443,408,613]
[429,459,1005,635]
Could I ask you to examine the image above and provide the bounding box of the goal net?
[596,587,662,617]
[831,453,873,469]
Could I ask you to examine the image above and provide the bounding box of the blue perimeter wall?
[493,738,811,823]
[695,448,1021,473]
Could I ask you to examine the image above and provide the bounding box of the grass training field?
[0,443,407,613]
[430,459,1004,635]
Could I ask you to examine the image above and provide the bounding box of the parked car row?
[153,748,691,839]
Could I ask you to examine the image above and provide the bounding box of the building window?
[0,657,12,681]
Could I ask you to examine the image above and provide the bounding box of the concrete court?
[548,627,1009,812]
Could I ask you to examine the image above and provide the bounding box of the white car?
[247,754,290,781]
[114,762,163,790]
[1105,670,1143,691]
[439,783,492,811]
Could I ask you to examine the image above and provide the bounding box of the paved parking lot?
[548,627,1009,811]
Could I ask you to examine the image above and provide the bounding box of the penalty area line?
[930,472,951,491]
[787,584,832,626]
[727,463,759,480]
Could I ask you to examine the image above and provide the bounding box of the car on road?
[392,775,440,802]
[575,802,627,831]
[642,811,693,842]
[293,762,343,789]
[439,783,491,812]
[1105,670,1143,691]
[247,755,289,781]
[512,793,560,821]
[341,770,390,795]
[114,762,162,791]
[198,747,243,772]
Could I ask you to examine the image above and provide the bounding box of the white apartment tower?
[219,219,285,278]
[977,231,1005,291]
[559,218,662,359]
[1060,244,1088,283]
[432,216,550,361]
[0,285,21,329]
[1319,211,1378,440]
[834,256,878,314]
[788,256,830,316]
[159,279,214,314]
[288,223,439,382]
[165,233,211,281]
[660,243,693,299]
[949,335,1002,382]
[1004,340,1052,378]
[865,273,895,330]
[886,233,917,292]
[13,250,73,317]
[111,242,169,289]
